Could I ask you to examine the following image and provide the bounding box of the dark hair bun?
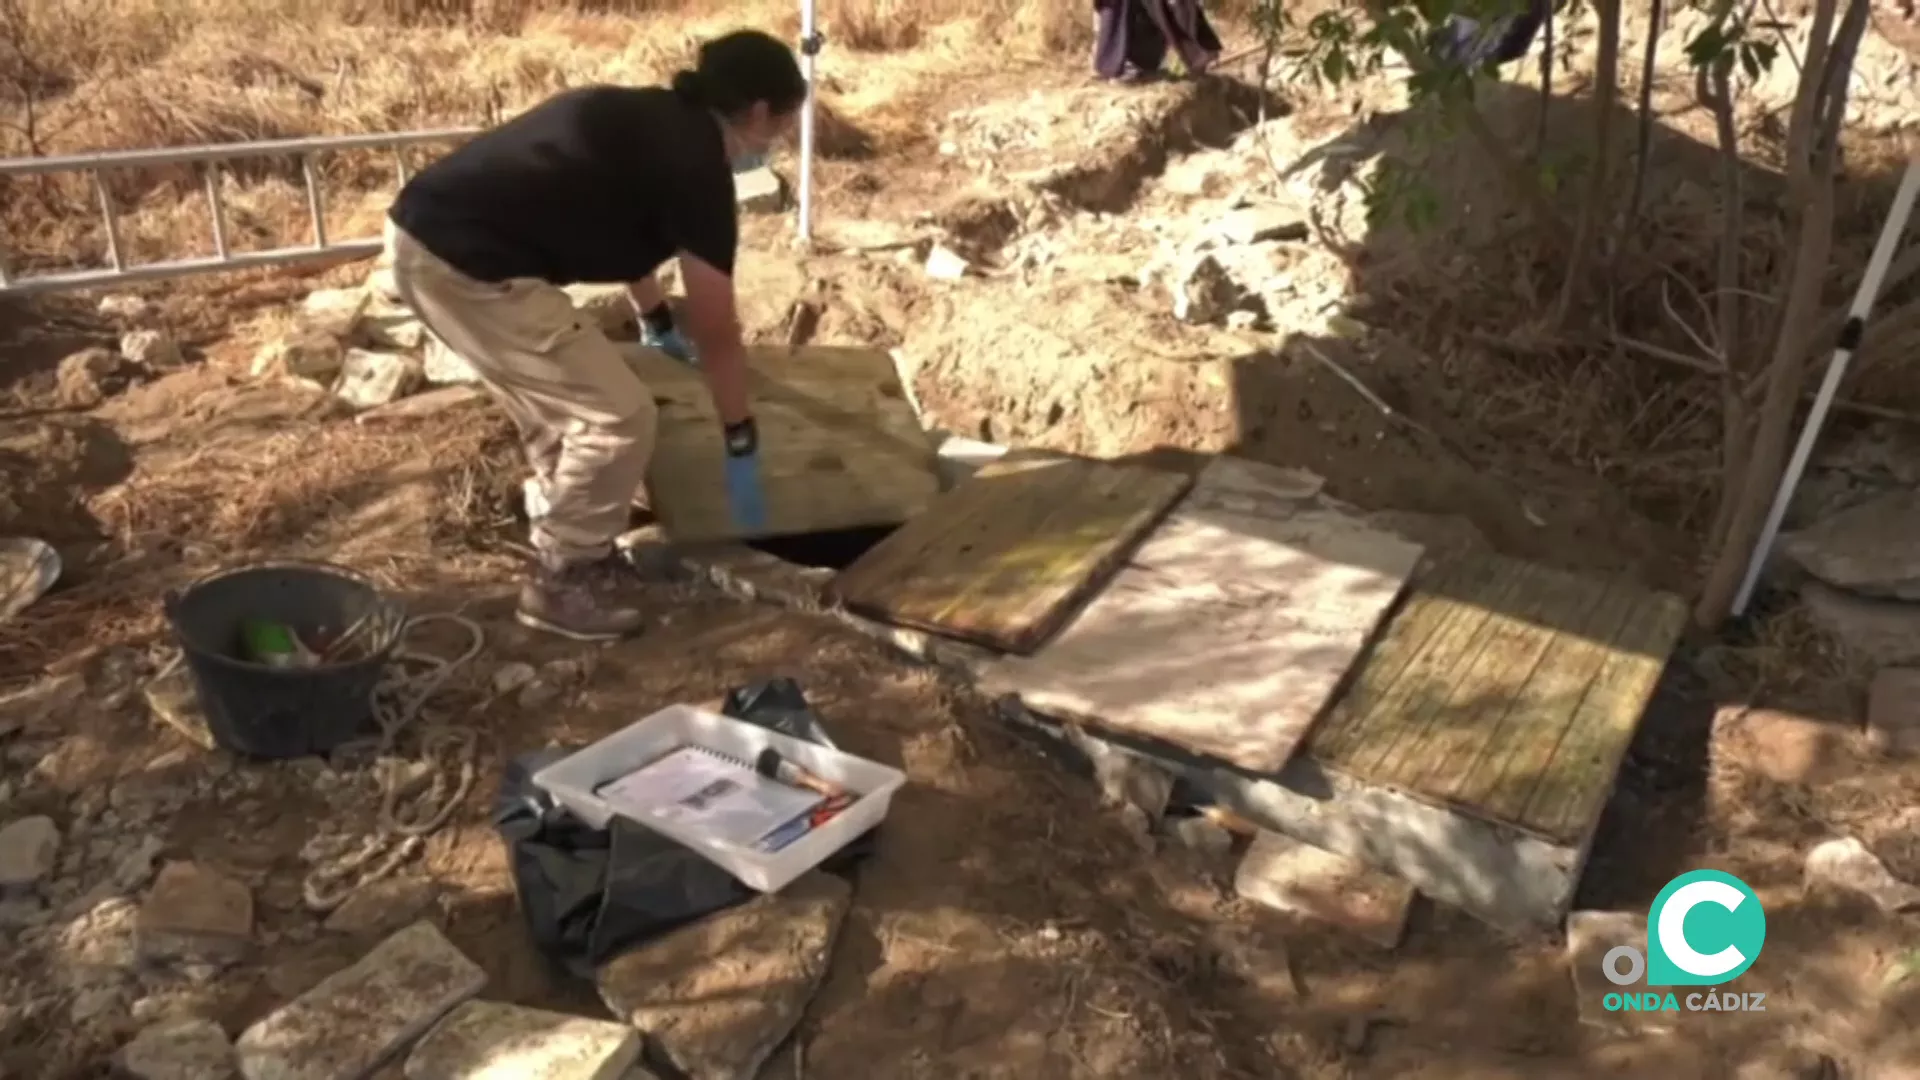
[669,69,705,105]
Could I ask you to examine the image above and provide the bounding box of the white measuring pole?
[796,5,820,244]
[1731,154,1920,618]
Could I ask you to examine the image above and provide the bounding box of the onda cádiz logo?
[1599,869,1768,1016]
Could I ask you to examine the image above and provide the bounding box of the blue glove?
[642,324,699,366]
[724,450,767,533]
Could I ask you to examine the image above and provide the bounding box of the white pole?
[1730,154,1920,617]
[797,8,819,244]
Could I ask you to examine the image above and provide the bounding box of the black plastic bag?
[492,678,880,977]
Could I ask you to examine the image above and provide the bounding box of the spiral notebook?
[593,744,825,850]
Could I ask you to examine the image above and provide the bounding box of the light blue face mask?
[732,150,768,173]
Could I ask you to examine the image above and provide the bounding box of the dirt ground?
[9,10,1920,1080]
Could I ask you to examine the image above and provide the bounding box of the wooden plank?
[1374,562,1595,797]
[1520,590,1689,843]
[1308,557,1494,763]
[624,344,941,543]
[974,456,1422,773]
[1450,582,1641,822]
[828,455,1192,654]
[1337,556,1527,778]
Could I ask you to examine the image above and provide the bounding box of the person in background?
[1093,0,1221,84]
[384,30,806,641]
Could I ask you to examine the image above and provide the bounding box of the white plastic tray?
[530,703,905,894]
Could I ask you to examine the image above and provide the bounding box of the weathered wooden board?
[974,456,1423,774]
[1307,551,1689,845]
[623,344,941,543]
[827,455,1193,654]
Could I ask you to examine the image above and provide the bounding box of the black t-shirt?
[390,85,737,285]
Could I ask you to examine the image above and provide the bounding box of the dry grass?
[0,0,1095,275]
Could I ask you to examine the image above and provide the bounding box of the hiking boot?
[515,560,645,641]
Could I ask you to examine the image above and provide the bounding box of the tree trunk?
[1553,0,1624,322]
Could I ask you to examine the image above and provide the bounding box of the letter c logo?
[1645,870,1766,987]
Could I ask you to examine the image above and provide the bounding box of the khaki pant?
[385,221,658,565]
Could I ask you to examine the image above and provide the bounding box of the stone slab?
[236,920,486,1080]
[1233,829,1416,949]
[138,860,255,964]
[0,815,59,888]
[596,873,851,1080]
[404,1000,639,1080]
[119,1017,237,1080]
[1782,489,1920,600]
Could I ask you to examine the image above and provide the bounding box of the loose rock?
[137,860,255,964]
[253,333,347,384]
[490,663,537,697]
[1169,816,1233,857]
[118,1016,237,1080]
[0,815,60,888]
[403,1000,640,1080]
[300,287,371,339]
[1233,830,1414,949]
[334,349,425,410]
[143,665,216,751]
[55,347,123,408]
[324,878,436,939]
[597,872,851,1080]
[1169,253,1241,324]
[421,339,478,385]
[1804,835,1920,912]
[564,284,638,339]
[924,245,971,280]
[236,920,486,1080]
[359,312,429,352]
[1207,204,1309,247]
[99,294,157,323]
[121,329,184,369]
[735,166,787,214]
[1782,489,1920,600]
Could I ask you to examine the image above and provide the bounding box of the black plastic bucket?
[163,560,405,759]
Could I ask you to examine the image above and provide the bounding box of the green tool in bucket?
[238,618,320,669]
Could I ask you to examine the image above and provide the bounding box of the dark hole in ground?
[745,524,896,570]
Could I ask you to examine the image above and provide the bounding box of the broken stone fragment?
[252,333,346,383]
[118,1016,237,1080]
[0,814,60,888]
[1233,830,1414,949]
[1169,253,1241,325]
[564,284,639,339]
[923,244,971,281]
[236,920,486,1080]
[359,313,429,352]
[421,339,478,385]
[353,385,484,426]
[1804,836,1920,912]
[137,860,255,964]
[735,166,787,214]
[596,872,852,1080]
[334,349,425,410]
[99,293,158,323]
[366,267,403,304]
[323,877,436,939]
[300,287,371,339]
[1169,815,1233,857]
[55,347,123,408]
[403,1000,640,1080]
[121,329,184,369]
[1206,205,1309,247]
[142,665,216,751]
